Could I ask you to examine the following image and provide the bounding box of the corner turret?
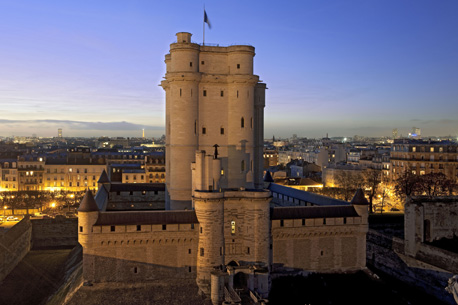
[351,188,369,225]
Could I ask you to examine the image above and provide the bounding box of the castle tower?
[161,32,266,210]
[77,190,100,283]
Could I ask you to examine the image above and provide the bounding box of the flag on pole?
[204,10,211,29]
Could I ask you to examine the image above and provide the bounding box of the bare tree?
[418,173,456,198]
[394,167,421,202]
[363,169,381,213]
[334,170,363,201]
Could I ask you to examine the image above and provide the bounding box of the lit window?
[231,221,236,235]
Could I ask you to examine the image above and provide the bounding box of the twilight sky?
[1,0,457,139]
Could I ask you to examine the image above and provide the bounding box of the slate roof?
[268,183,349,206]
[271,206,359,220]
[97,170,110,184]
[94,210,198,226]
[109,183,165,192]
[78,190,99,212]
[263,171,274,183]
[351,189,369,205]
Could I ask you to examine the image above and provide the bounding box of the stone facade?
[161,32,266,210]
[0,217,32,281]
[77,33,369,305]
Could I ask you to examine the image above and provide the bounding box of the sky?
[0,0,457,139]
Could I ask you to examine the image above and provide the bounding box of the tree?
[417,173,456,198]
[363,168,381,213]
[334,170,363,201]
[394,166,421,202]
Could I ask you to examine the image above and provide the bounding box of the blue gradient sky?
[1,0,457,139]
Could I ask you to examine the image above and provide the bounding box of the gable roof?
[271,205,359,220]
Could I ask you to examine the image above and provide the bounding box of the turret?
[351,188,369,224]
[97,169,110,191]
[78,190,99,283]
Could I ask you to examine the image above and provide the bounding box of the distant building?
[390,139,458,182]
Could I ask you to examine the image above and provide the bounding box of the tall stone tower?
[161,32,266,210]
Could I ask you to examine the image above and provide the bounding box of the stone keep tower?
[161,32,266,210]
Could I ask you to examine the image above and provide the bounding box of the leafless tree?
[334,170,363,201]
[363,169,382,213]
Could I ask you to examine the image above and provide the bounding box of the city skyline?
[1,0,457,138]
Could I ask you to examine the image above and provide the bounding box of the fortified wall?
[0,217,32,281]
[31,217,78,248]
[368,196,458,305]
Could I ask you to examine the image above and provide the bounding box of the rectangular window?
[202,127,206,134]
[201,61,204,65]
[343,217,347,224]
[137,225,141,231]
[203,90,207,96]
[200,248,204,256]
[180,88,182,96]
[237,64,240,69]
[247,247,250,254]
[79,226,83,232]
[188,249,191,254]
[110,226,115,232]
[191,223,195,229]
[189,62,192,67]
[302,219,305,226]
[280,219,284,227]
[189,266,192,272]
[162,224,166,230]
[220,127,224,135]
[323,218,326,225]
[200,227,203,234]
[220,90,224,97]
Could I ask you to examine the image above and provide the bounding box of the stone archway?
[227,260,240,267]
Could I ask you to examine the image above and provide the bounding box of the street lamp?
[3,206,7,218]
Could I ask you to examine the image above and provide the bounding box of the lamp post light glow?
[51,202,56,208]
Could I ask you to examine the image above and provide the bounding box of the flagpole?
[203,6,205,46]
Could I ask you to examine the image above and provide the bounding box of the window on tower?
[237,64,240,69]
[241,117,245,128]
[203,90,207,96]
[221,90,224,97]
[231,221,236,234]
[220,127,224,135]
[241,160,245,172]
[202,127,206,134]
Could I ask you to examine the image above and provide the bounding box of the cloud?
[0,119,162,131]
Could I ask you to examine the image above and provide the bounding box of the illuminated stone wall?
[272,216,367,272]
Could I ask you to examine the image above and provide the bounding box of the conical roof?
[351,188,369,205]
[263,171,274,183]
[97,169,110,184]
[78,190,99,212]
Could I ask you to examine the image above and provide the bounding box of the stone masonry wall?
[0,218,32,281]
[84,223,199,283]
[31,218,78,248]
[367,229,455,305]
[272,216,366,272]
